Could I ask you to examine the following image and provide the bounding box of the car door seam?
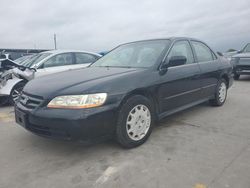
[164,88,201,100]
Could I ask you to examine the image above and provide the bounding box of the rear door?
[190,41,219,98]
[159,40,202,113]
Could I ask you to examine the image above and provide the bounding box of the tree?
[227,49,237,52]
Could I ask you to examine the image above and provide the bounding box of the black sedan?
[15,37,233,148]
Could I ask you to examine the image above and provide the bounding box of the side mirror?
[168,56,187,67]
[159,55,187,75]
[237,50,242,54]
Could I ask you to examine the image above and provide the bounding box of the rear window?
[191,41,214,62]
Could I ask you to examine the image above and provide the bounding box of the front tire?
[116,95,154,148]
[209,79,227,106]
[10,82,26,104]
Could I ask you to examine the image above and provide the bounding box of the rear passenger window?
[168,40,194,64]
[192,41,214,62]
[75,53,97,64]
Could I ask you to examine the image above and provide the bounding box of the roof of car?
[40,50,102,57]
[121,37,203,45]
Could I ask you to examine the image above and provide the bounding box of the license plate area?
[15,108,27,127]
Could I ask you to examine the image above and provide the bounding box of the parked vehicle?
[0,59,25,105]
[0,50,101,104]
[15,37,233,148]
[231,43,250,80]
[223,51,238,61]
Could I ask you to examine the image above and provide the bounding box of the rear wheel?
[10,82,26,104]
[116,95,154,148]
[209,79,227,106]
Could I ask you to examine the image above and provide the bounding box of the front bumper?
[235,67,250,75]
[233,58,250,75]
[15,102,118,143]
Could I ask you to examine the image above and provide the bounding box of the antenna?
[54,34,57,50]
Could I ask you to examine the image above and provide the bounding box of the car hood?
[232,52,250,58]
[23,67,143,98]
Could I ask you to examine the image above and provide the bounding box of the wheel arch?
[0,78,26,96]
[118,89,160,118]
[220,73,229,88]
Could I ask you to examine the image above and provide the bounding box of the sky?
[0,0,250,53]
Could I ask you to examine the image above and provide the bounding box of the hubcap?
[218,82,227,103]
[126,104,151,141]
[12,88,23,102]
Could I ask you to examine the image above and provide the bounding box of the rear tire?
[10,82,26,105]
[209,79,227,106]
[234,74,240,80]
[116,95,155,148]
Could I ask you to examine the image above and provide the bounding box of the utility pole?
[54,33,57,50]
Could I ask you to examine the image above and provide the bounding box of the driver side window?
[168,41,194,65]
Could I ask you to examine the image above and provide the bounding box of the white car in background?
[0,50,102,104]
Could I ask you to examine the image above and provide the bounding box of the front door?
[158,40,201,114]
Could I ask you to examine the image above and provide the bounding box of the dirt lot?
[0,77,250,188]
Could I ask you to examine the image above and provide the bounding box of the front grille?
[19,92,44,109]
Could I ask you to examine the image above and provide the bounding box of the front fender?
[0,77,24,96]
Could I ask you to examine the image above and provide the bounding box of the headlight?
[47,93,107,109]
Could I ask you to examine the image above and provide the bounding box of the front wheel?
[209,79,227,106]
[116,95,154,148]
[10,82,26,104]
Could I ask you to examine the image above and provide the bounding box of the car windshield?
[22,53,51,67]
[14,55,33,64]
[92,40,169,68]
[243,44,250,53]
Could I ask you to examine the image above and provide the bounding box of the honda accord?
[15,37,233,148]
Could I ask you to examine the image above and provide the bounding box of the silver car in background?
[0,50,102,104]
[231,43,250,80]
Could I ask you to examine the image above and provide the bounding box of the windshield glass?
[243,44,250,53]
[92,40,169,68]
[22,53,51,67]
[14,55,33,64]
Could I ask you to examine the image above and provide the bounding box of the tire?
[209,79,227,106]
[233,74,240,80]
[116,95,155,148]
[10,82,26,105]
